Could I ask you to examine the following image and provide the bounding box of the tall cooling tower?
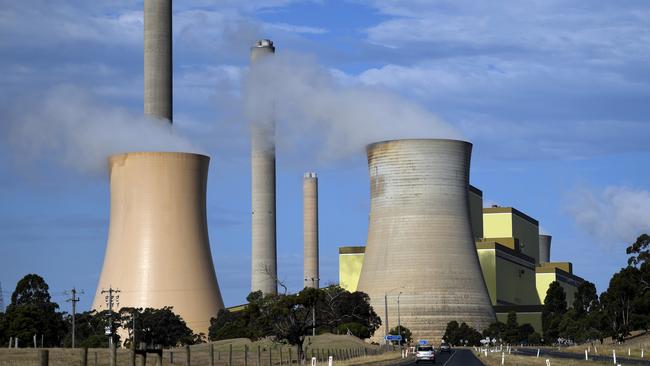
[539,235,552,264]
[93,152,224,334]
[144,0,172,122]
[250,40,278,295]
[303,172,319,288]
[357,139,495,342]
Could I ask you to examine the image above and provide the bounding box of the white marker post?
[585,350,588,360]
[501,352,505,365]
[311,357,317,366]
[613,349,616,364]
[328,356,333,366]
[642,348,644,358]
[629,348,631,356]
[537,349,540,358]
[545,359,551,366]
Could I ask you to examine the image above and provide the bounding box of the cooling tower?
[303,172,319,288]
[144,0,172,122]
[539,235,552,264]
[357,139,496,342]
[93,152,224,334]
[250,39,278,295]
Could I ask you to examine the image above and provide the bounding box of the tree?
[388,326,412,345]
[316,286,381,337]
[443,321,482,346]
[503,311,519,344]
[209,309,255,341]
[4,274,66,347]
[336,322,370,339]
[542,281,567,342]
[63,310,116,348]
[121,307,199,347]
[482,321,506,342]
[600,267,640,341]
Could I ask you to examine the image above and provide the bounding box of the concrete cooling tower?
[539,235,552,264]
[356,139,495,342]
[250,39,278,295]
[144,0,172,122]
[303,172,319,289]
[92,152,224,334]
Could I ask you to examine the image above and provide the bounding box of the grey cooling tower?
[303,172,319,288]
[93,152,224,335]
[539,235,552,264]
[250,40,278,295]
[144,0,172,122]
[357,139,496,343]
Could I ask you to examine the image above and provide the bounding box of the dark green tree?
[208,309,254,341]
[503,311,519,344]
[120,307,199,347]
[482,321,506,342]
[542,281,567,342]
[443,321,482,346]
[600,266,640,341]
[63,310,116,348]
[316,286,381,337]
[4,274,66,347]
[336,322,370,338]
[388,326,412,345]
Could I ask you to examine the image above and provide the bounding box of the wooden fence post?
[81,347,88,366]
[110,344,117,366]
[185,345,191,366]
[229,344,233,366]
[245,344,249,366]
[209,343,214,366]
[288,347,293,366]
[257,345,261,366]
[38,349,49,366]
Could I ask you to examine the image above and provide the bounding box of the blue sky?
[1,0,649,314]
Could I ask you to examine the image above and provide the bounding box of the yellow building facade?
[338,246,365,292]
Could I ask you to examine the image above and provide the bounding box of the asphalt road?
[515,347,650,365]
[396,349,484,366]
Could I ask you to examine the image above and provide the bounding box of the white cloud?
[566,185,650,246]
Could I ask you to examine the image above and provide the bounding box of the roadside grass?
[0,333,395,366]
[476,349,612,366]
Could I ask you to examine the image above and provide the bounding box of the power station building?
[341,172,584,338]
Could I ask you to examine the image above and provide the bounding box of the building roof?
[338,246,366,254]
[482,206,539,226]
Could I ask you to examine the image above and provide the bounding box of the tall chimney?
[539,235,552,264]
[144,0,172,122]
[303,172,319,288]
[357,139,495,343]
[250,39,278,295]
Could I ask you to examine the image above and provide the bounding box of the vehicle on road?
[415,345,436,363]
[439,342,451,353]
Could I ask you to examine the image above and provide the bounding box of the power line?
[65,287,83,348]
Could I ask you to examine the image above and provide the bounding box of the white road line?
[443,350,457,366]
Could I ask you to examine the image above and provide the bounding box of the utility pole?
[0,281,4,312]
[101,286,120,347]
[397,292,402,346]
[65,287,83,348]
[384,294,389,344]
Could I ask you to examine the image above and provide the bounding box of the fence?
[0,342,394,366]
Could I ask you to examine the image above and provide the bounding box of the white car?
[415,345,436,363]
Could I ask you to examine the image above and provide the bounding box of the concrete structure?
[494,305,543,333]
[144,0,172,122]
[93,152,224,334]
[357,139,496,342]
[338,246,365,292]
[469,186,484,241]
[536,262,582,305]
[476,241,539,306]
[483,207,541,264]
[250,39,278,295]
[303,172,319,288]
[539,235,552,264]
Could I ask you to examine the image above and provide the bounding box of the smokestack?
[357,139,495,342]
[250,39,278,295]
[303,172,319,289]
[144,0,172,122]
[539,235,552,264]
[93,152,224,334]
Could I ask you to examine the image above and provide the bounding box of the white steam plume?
[4,85,199,174]
[243,51,462,161]
[566,185,650,246]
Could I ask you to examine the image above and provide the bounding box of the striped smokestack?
[250,40,278,295]
[144,0,173,122]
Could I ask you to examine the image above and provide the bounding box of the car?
[415,345,436,363]
[439,342,451,353]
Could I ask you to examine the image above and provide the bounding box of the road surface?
[395,349,484,366]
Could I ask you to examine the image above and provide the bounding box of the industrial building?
[341,185,584,336]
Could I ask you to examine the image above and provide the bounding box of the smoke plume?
[4,85,199,175]
[243,51,462,161]
[566,185,650,247]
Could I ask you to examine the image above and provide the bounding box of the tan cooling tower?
[303,172,319,288]
[250,40,278,295]
[357,139,495,343]
[93,152,224,334]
